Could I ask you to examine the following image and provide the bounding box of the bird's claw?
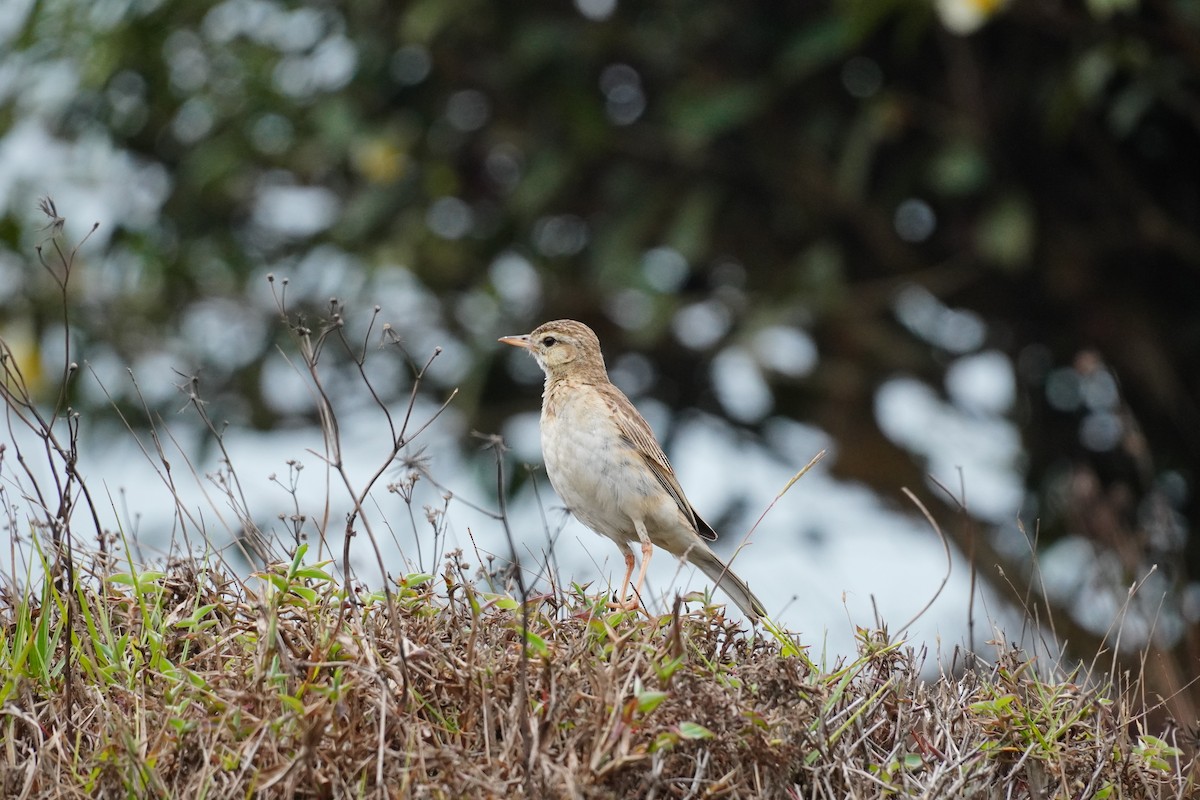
[606,597,642,613]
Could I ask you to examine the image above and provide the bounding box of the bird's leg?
[629,538,654,611]
[609,520,654,613]
[608,546,636,609]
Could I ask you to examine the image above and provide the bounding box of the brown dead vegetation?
[1,546,1194,799]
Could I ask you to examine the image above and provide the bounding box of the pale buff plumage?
[499,319,766,623]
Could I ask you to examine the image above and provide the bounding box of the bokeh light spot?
[426,196,474,240]
[753,325,818,377]
[1045,367,1082,411]
[894,198,937,242]
[489,251,542,315]
[945,350,1015,415]
[391,44,431,85]
[1079,411,1122,451]
[533,214,588,256]
[485,143,523,191]
[894,283,985,353]
[712,346,772,422]
[446,89,490,132]
[250,113,293,155]
[599,63,645,125]
[673,301,731,350]
[606,288,653,330]
[575,0,617,21]
[641,247,688,292]
[841,56,883,98]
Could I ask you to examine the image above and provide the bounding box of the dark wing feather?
[601,384,719,541]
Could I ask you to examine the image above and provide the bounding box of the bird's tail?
[687,545,767,624]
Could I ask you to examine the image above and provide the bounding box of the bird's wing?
[602,384,719,541]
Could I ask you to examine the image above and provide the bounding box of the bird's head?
[499,319,607,381]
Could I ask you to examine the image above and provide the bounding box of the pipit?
[499,319,767,623]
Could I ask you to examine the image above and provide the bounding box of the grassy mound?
[1,543,1193,799]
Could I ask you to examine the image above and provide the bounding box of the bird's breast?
[540,385,661,540]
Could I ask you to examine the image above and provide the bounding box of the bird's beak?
[498,334,534,350]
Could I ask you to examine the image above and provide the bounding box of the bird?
[499,319,767,623]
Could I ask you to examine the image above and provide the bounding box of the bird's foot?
[606,596,642,614]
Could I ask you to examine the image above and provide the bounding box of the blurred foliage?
[2,0,1199,716]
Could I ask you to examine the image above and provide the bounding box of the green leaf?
[294,566,333,582]
[174,604,218,630]
[289,585,319,604]
[264,573,290,593]
[1137,735,1179,753]
[649,731,680,753]
[523,630,548,659]
[636,691,668,715]
[287,544,309,578]
[656,655,684,683]
[969,693,1018,714]
[109,571,165,593]
[278,694,305,715]
[676,721,714,740]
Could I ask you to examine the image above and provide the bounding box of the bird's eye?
[541,336,557,347]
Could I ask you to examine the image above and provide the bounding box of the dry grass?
[0,540,1196,799]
